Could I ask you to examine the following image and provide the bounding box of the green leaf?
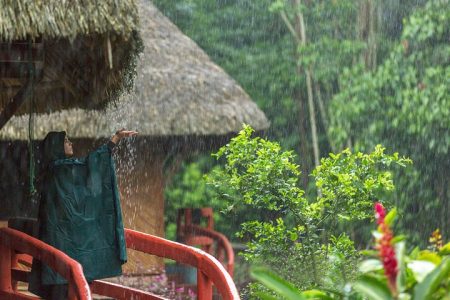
[392,235,407,244]
[372,231,383,240]
[250,267,306,300]
[409,247,420,259]
[303,289,334,299]
[290,232,298,241]
[353,275,393,300]
[384,208,397,226]
[361,249,379,257]
[418,251,442,265]
[337,214,351,220]
[254,292,279,300]
[439,242,450,256]
[398,293,411,300]
[413,258,450,299]
[359,259,383,273]
[408,260,436,283]
[396,241,407,292]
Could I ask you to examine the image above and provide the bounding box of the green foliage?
[355,209,450,300]
[252,207,450,300]
[164,160,228,240]
[353,275,393,300]
[152,0,449,294]
[207,125,408,293]
[270,0,365,82]
[413,258,450,299]
[211,124,305,212]
[207,125,308,264]
[324,234,360,289]
[165,161,218,208]
[250,267,307,300]
[329,0,450,242]
[312,146,411,223]
[152,0,419,173]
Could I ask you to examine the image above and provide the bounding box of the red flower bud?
[374,202,398,295]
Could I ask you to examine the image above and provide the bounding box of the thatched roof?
[0,0,269,140]
[0,1,141,116]
[0,1,138,41]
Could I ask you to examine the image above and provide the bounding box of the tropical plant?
[354,203,450,300]
[207,125,410,292]
[250,203,450,299]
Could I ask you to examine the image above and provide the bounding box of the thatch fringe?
[0,32,143,114]
[0,0,139,41]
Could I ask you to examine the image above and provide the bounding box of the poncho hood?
[42,131,66,165]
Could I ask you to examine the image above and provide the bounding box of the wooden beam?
[0,79,34,130]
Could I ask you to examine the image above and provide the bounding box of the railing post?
[0,243,12,293]
[197,269,213,300]
[68,283,78,300]
[11,251,19,291]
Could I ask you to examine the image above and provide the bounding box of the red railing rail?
[1,227,239,299]
[125,228,240,300]
[176,208,235,276]
[183,224,235,276]
[0,227,91,300]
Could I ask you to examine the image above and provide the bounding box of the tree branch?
[279,10,301,44]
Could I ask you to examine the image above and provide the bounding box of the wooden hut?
[0,0,269,274]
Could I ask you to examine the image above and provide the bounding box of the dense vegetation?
[153,0,449,297]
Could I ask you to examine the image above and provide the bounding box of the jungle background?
[151,0,449,295]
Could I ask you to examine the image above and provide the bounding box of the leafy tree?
[207,125,409,292]
[152,0,424,188]
[329,0,450,243]
[163,158,256,241]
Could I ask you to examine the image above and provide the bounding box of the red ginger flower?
[374,202,398,295]
[374,202,386,224]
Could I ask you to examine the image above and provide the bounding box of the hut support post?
[197,270,212,300]
[0,79,34,130]
[0,243,12,293]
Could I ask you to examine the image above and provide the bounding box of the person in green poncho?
[29,129,137,299]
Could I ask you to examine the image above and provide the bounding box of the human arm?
[110,129,138,146]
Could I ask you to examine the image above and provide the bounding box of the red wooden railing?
[124,229,239,300]
[0,227,91,300]
[177,208,235,276]
[183,224,235,277]
[0,227,240,300]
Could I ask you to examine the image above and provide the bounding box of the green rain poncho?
[29,131,127,296]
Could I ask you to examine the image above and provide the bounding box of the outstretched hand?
[111,129,138,144]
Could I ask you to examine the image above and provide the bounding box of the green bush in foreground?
[207,125,410,292]
[251,203,450,299]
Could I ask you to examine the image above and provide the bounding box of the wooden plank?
[90,280,169,300]
[0,290,39,300]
